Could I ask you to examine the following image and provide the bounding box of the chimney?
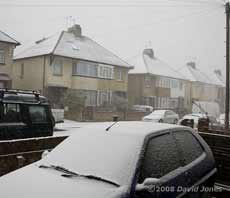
[187,61,196,69]
[68,24,82,37]
[214,69,222,76]
[143,48,154,59]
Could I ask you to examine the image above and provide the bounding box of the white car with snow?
[142,110,179,124]
[0,122,216,198]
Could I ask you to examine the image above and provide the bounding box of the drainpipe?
[42,56,46,95]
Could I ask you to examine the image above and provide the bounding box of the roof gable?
[14,29,131,68]
[0,30,20,45]
[14,32,62,60]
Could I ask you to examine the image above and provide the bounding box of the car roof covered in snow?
[128,48,186,80]
[0,30,20,45]
[14,31,132,68]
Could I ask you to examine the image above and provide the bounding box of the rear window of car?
[29,105,48,123]
[173,131,203,166]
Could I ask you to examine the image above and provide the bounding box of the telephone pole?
[225,1,230,129]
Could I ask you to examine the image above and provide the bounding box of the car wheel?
[159,119,163,123]
[173,119,178,124]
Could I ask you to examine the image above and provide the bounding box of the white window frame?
[97,90,112,106]
[117,69,123,81]
[145,76,151,88]
[52,59,63,76]
[72,61,98,77]
[98,64,114,79]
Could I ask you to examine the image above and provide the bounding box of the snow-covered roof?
[129,49,186,80]
[0,30,20,45]
[14,30,131,68]
[14,32,61,60]
[179,62,224,86]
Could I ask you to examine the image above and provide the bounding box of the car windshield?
[151,110,166,116]
[39,124,144,186]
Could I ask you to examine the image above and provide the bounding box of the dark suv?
[0,122,216,198]
[0,89,55,140]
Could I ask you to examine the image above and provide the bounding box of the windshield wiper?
[62,173,120,187]
[39,164,120,187]
[39,164,79,176]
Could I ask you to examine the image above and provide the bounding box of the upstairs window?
[145,76,151,88]
[20,63,24,79]
[72,61,98,77]
[52,59,63,76]
[0,50,5,64]
[98,65,113,79]
[117,69,123,81]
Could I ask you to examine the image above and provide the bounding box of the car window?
[164,111,169,116]
[29,105,48,123]
[0,103,22,123]
[173,131,203,166]
[138,133,182,183]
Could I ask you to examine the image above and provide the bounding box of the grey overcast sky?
[0,0,226,74]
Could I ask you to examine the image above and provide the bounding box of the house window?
[117,69,123,81]
[52,59,63,76]
[98,65,114,79]
[20,63,24,79]
[179,81,183,90]
[0,50,5,64]
[145,76,151,88]
[72,61,98,77]
[97,90,112,106]
[80,90,97,106]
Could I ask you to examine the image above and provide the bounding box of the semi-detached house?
[0,30,20,88]
[128,48,189,112]
[13,24,133,109]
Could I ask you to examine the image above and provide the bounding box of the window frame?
[117,69,123,81]
[0,49,5,65]
[0,103,23,123]
[136,130,184,183]
[98,64,114,79]
[144,76,151,88]
[52,59,63,76]
[28,105,49,124]
[172,130,205,167]
[20,63,24,79]
[72,61,98,78]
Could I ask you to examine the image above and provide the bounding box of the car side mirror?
[135,178,160,192]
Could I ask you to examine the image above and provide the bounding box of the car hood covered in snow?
[0,164,129,198]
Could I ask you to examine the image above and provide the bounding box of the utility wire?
[0,0,223,8]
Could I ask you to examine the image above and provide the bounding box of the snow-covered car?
[0,122,216,198]
[179,113,219,129]
[142,110,179,124]
[131,105,153,112]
